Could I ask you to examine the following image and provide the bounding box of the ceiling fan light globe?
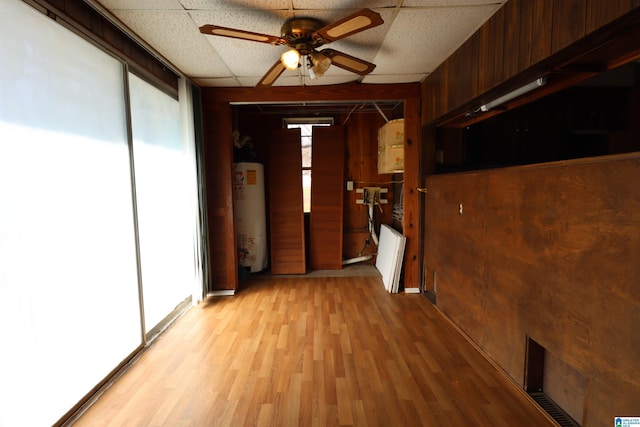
[310,52,332,74]
[281,49,300,70]
[308,68,325,80]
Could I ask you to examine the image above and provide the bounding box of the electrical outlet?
[346,181,354,191]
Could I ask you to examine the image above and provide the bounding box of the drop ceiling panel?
[112,9,231,77]
[190,10,292,78]
[309,8,393,69]
[372,4,499,75]
[189,9,292,35]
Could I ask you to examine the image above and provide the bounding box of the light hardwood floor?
[71,273,555,426]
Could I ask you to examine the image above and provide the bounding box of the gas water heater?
[233,162,268,272]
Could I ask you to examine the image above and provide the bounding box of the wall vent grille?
[529,392,580,427]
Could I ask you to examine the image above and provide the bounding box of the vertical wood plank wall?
[341,112,395,261]
[200,97,238,291]
[401,96,422,290]
[268,128,306,274]
[309,126,344,270]
[423,154,640,426]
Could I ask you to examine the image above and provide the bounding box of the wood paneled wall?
[268,129,306,274]
[421,0,640,125]
[309,126,344,270]
[420,2,640,424]
[200,98,237,291]
[341,112,396,262]
[424,154,640,426]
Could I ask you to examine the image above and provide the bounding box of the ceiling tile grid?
[94,0,507,87]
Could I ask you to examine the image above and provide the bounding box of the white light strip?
[480,77,547,112]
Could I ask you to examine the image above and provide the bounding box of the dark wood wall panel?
[424,154,640,426]
[587,0,640,33]
[522,0,553,68]
[309,126,345,270]
[502,0,522,81]
[552,0,587,53]
[268,128,306,275]
[447,35,478,112]
[517,0,533,72]
[200,98,237,291]
[477,7,505,94]
[401,96,422,290]
[421,66,444,124]
[342,112,394,261]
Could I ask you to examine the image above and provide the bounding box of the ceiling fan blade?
[199,25,284,45]
[257,60,287,87]
[314,9,383,43]
[321,49,376,75]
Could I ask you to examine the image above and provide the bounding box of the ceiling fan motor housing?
[281,18,326,53]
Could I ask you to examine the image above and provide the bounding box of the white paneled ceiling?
[92,0,507,87]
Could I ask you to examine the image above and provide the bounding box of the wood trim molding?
[206,83,420,104]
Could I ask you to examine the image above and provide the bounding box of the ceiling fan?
[199,9,384,87]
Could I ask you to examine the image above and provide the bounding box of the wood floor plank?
[70,273,555,427]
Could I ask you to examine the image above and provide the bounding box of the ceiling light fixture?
[308,51,332,80]
[281,49,301,70]
[480,77,547,112]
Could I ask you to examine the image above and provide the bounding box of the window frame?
[283,117,334,213]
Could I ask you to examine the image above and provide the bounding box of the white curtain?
[129,74,197,333]
[0,2,142,425]
[0,2,203,425]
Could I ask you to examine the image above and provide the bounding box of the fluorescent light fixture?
[281,49,300,70]
[480,77,547,112]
